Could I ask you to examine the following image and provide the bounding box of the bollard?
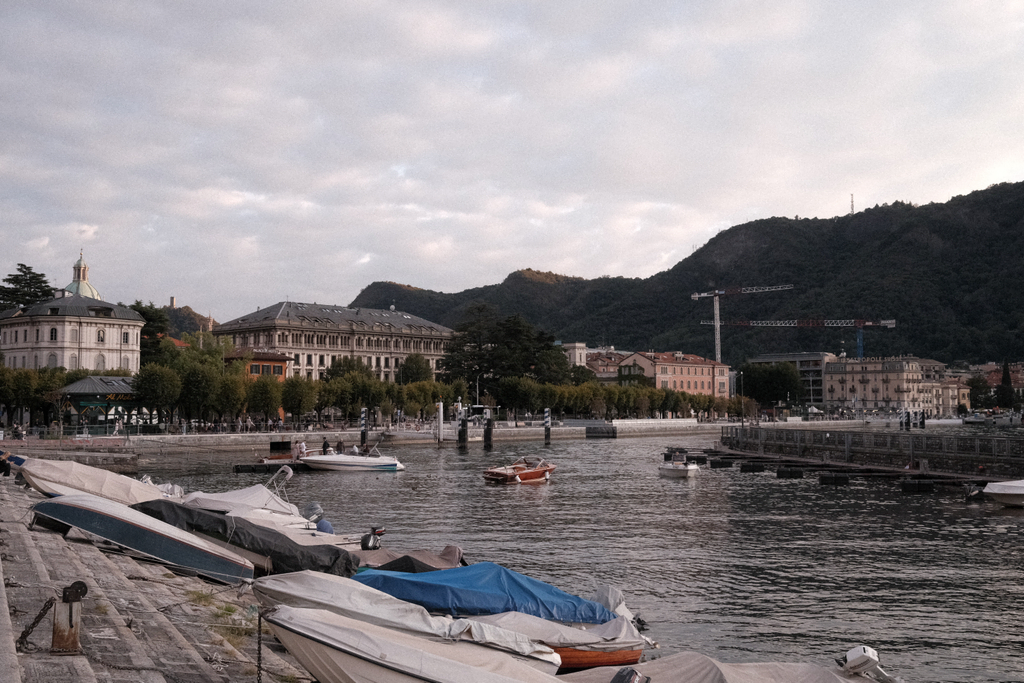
[52,581,88,654]
[484,418,493,450]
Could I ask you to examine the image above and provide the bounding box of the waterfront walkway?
[0,475,312,683]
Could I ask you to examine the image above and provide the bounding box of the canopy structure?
[352,562,617,624]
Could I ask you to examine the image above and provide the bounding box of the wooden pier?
[720,426,1024,481]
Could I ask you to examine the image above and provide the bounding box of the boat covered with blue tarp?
[351,561,616,624]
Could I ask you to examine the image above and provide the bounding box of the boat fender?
[514,475,521,483]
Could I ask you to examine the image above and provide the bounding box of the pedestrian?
[322,438,330,454]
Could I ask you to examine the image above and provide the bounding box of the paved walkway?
[0,476,312,683]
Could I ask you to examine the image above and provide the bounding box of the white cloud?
[0,1,1021,319]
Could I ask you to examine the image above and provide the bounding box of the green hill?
[351,181,1024,366]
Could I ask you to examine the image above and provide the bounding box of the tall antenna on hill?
[850,194,854,215]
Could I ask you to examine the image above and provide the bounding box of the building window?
[122,332,129,344]
[69,354,78,370]
[71,328,78,342]
[47,353,58,368]
[251,364,261,374]
[35,329,40,341]
[97,329,105,343]
[272,365,283,376]
[50,328,57,341]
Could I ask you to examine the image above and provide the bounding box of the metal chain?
[15,596,56,652]
[257,610,263,683]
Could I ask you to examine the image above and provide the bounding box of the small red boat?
[483,456,556,484]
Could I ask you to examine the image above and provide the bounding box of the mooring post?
[544,408,551,446]
[458,418,468,447]
[52,581,87,654]
[484,418,493,450]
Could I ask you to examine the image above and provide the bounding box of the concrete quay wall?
[721,426,1024,480]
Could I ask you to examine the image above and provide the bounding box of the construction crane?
[700,319,897,358]
[691,285,794,363]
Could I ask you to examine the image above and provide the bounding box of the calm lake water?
[142,435,1024,683]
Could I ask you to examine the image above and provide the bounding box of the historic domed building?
[0,254,143,372]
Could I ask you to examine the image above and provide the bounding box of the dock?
[0,475,313,683]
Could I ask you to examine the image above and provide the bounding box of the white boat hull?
[301,454,406,472]
[983,480,1024,507]
[659,463,699,478]
[31,493,253,583]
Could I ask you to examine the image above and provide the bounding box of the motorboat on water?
[300,444,406,472]
[659,451,699,479]
[351,562,647,670]
[483,456,556,484]
[982,479,1024,506]
[30,493,254,583]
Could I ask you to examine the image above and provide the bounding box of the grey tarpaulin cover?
[131,499,358,576]
[253,570,561,667]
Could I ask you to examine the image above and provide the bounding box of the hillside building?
[213,302,452,381]
[616,351,730,397]
[0,255,144,373]
[823,356,967,415]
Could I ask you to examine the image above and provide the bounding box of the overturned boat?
[19,457,181,505]
[31,493,253,583]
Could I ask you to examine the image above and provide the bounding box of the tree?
[736,362,804,406]
[282,376,318,427]
[439,306,571,398]
[965,374,994,410]
[177,361,221,421]
[0,264,53,309]
[215,363,250,420]
[247,374,282,424]
[133,364,182,425]
[324,356,374,382]
[995,360,1016,409]
[396,353,433,384]
[130,301,171,367]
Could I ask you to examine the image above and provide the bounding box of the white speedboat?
[983,479,1024,506]
[659,453,699,478]
[301,445,406,472]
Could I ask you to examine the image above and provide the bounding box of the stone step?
[1,478,310,683]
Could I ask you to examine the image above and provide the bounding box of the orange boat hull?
[553,647,644,672]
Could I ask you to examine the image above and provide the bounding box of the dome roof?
[65,252,101,300]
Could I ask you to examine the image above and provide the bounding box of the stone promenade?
[0,475,312,683]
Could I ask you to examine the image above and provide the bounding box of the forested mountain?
[351,181,1024,367]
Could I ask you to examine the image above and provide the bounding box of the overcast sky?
[3,1,1022,322]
